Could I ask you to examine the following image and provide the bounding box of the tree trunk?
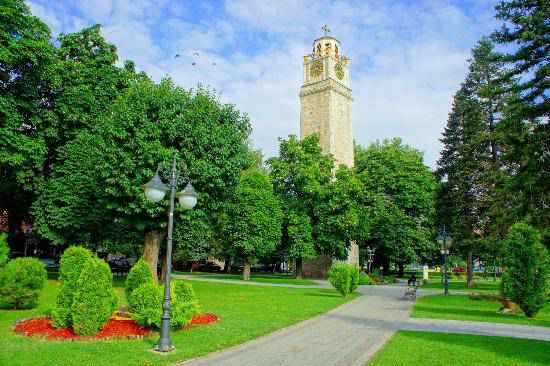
[295,257,303,279]
[398,263,405,278]
[224,257,232,273]
[243,262,251,281]
[467,250,475,288]
[143,230,164,283]
[160,253,167,283]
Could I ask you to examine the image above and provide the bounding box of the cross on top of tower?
[321,25,330,36]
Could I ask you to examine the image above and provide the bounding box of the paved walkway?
[177,282,550,366]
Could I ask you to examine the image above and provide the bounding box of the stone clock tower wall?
[299,33,359,277]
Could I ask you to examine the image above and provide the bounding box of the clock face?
[335,62,344,80]
[310,60,323,78]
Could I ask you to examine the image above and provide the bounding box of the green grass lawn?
[0,278,355,366]
[422,279,500,293]
[368,331,550,366]
[173,271,317,286]
[413,295,550,327]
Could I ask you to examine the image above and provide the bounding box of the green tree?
[356,139,436,276]
[33,79,251,279]
[223,169,282,280]
[267,135,333,278]
[0,0,55,235]
[492,0,549,119]
[501,222,549,318]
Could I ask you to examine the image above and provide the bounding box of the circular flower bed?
[14,313,218,341]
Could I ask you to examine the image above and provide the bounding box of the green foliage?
[33,79,251,255]
[71,257,117,336]
[129,281,200,329]
[501,223,549,318]
[0,257,46,309]
[268,135,333,272]
[359,272,372,285]
[356,139,436,267]
[328,263,360,297]
[52,246,93,327]
[125,258,153,300]
[223,168,282,269]
[0,233,9,267]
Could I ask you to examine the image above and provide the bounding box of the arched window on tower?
[325,43,331,56]
[316,44,321,56]
[335,45,339,59]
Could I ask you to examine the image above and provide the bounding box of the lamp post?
[436,227,452,296]
[142,153,198,353]
[366,246,375,274]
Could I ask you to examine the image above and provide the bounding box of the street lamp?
[142,153,198,353]
[436,227,452,295]
[366,246,375,274]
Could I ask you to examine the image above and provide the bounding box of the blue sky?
[29,0,502,168]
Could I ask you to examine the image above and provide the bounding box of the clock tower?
[300,27,359,274]
[300,27,354,168]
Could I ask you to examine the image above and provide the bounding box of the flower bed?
[14,313,218,341]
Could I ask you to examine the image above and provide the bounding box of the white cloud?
[29,0,500,168]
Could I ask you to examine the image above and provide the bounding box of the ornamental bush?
[359,272,372,285]
[501,223,549,318]
[125,258,154,300]
[71,257,117,336]
[0,233,9,267]
[129,281,200,329]
[0,257,47,309]
[52,246,93,327]
[328,263,360,297]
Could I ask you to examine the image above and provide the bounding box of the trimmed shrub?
[52,246,93,327]
[328,263,360,297]
[0,233,9,267]
[0,257,47,309]
[125,258,154,300]
[129,281,200,329]
[501,223,549,318]
[71,257,117,336]
[359,272,372,285]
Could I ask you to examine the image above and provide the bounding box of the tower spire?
[321,24,331,36]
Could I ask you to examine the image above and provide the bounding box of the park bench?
[404,280,419,300]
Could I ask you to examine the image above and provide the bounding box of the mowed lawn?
[422,279,500,293]
[0,279,355,366]
[413,295,550,327]
[174,271,317,286]
[368,331,550,366]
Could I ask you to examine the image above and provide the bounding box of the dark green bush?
[71,257,117,336]
[0,257,47,309]
[0,233,9,267]
[502,223,549,318]
[52,246,93,327]
[328,263,360,297]
[125,258,153,300]
[129,281,200,329]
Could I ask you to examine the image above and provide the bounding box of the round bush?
[129,281,200,329]
[328,263,360,297]
[0,233,9,267]
[125,258,153,301]
[0,257,47,309]
[71,257,117,336]
[52,246,93,328]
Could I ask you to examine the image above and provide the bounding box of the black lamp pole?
[156,155,177,352]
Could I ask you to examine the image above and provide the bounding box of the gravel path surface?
[176,282,549,366]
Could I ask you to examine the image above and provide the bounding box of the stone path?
[176,281,550,366]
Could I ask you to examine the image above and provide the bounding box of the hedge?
[125,258,154,300]
[328,263,360,297]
